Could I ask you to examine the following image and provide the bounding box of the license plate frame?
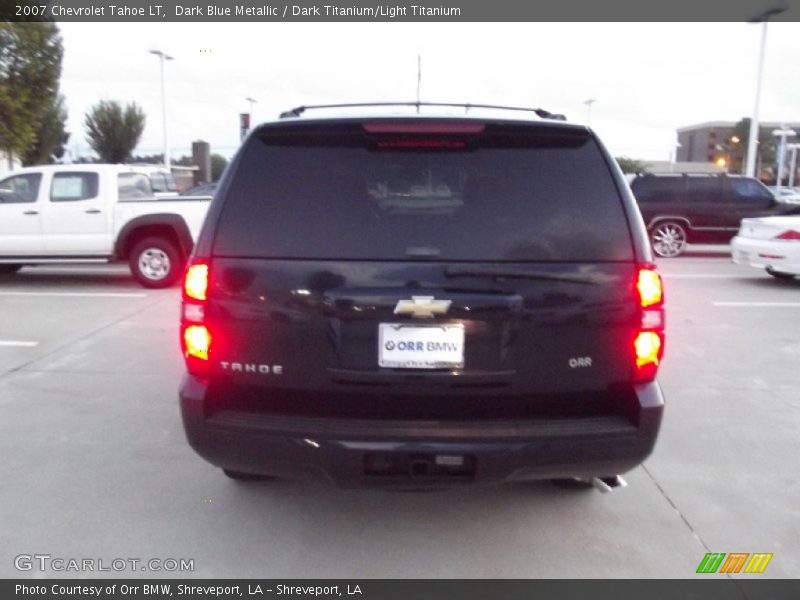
[378,323,465,369]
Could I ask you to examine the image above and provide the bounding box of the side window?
[729,178,774,206]
[50,172,99,202]
[631,177,680,204]
[118,173,154,200]
[687,177,723,203]
[0,173,42,204]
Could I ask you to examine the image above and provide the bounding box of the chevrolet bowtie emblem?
[394,296,452,319]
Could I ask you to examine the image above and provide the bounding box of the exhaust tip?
[591,475,627,493]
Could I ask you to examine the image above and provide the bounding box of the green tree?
[615,156,648,174]
[211,153,228,181]
[84,100,146,163]
[22,94,69,165]
[0,22,64,168]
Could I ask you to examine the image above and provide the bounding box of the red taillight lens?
[635,331,662,368]
[181,261,210,375]
[637,268,663,308]
[363,122,486,134]
[376,139,467,150]
[183,325,211,360]
[775,230,800,241]
[184,263,208,301]
[634,266,665,383]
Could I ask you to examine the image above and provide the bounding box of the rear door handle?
[85,209,102,214]
[22,210,39,216]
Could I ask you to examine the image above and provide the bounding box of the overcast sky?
[57,22,800,162]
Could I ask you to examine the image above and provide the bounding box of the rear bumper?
[179,376,664,487]
[731,236,800,275]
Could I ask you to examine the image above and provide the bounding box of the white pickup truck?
[0,164,211,287]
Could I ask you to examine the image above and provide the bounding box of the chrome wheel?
[138,247,171,281]
[651,222,687,258]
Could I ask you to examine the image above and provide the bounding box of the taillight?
[181,260,210,376]
[634,267,665,383]
[184,325,211,360]
[184,263,208,300]
[775,230,800,241]
[637,268,663,308]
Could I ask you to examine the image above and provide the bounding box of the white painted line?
[0,292,147,298]
[713,302,800,307]
[30,267,129,273]
[663,274,751,279]
[0,340,39,347]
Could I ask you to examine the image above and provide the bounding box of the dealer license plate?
[378,323,465,369]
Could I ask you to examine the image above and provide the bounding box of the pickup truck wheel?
[0,265,22,275]
[129,237,183,288]
[650,221,688,258]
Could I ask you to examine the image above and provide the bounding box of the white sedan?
[732,216,800,279]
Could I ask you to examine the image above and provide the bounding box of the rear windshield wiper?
[444,266,601,285]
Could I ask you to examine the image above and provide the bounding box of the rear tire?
[0,265,22,275]
[128,236,183,288]
[766,268,796,281]
[223,469,275,482]
[650,220,688,258]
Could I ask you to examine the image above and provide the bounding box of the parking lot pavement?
[0,260,797,578]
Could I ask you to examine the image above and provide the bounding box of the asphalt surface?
[0,253,798,578]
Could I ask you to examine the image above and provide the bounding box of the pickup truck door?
[41,171,113,255]
[0,171,46,256]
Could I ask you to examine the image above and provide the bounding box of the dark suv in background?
[629,172,798,257]
[178,103,666,491]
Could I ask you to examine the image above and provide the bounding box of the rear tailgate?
[208,259,638,394]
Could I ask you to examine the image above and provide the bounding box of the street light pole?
[787,143,800,188]
[745,4,788,178]
[773,127,797,190]
[149,49,174,171]
[745,22,768,178]
[583,99,596,126]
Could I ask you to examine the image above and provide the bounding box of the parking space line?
[0,341,39,347]
[663,274,752,279]
[713,302,800,307]
[0,292,147,298]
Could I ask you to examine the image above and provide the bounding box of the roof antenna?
[416,54,421,113]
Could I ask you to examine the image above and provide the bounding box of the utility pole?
[150,49,174,171]
[416,55,421,113]
[745,4,788,177]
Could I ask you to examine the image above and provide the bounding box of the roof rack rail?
[278,102,567,121]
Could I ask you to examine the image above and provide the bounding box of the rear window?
[50,172,99,202]
[213,122,633,262]
[149,172,178,193]
[118,173,154,200]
